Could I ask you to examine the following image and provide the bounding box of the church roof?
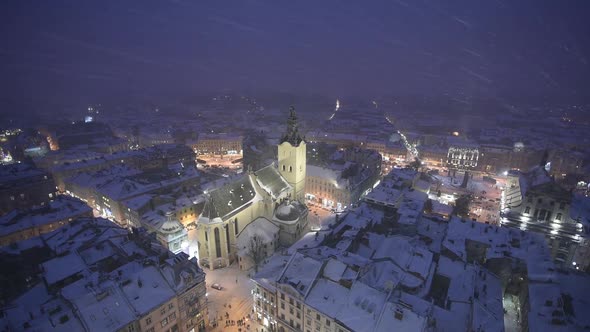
[200,176,257,221]
[254,164,292,199]
[236,217,280,255]
[527,181,572,202]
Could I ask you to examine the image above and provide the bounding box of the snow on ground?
[205,263,263,332]
[503,294,522,332]
[194,204,338,331]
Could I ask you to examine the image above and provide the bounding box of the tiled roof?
[201,176,256,220]
[254,164,291,199]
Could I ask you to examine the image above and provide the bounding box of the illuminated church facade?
[195,108,309,269]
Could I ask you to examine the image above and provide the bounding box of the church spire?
[281,105,303,146]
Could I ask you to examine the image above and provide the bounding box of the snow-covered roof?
[237,217,279,255]
[118,262,176,314]
[278,252,323,296]
[273,200,307,224]
[200,175,257,222]
[254,164,291,199]
[0,217,206,331]
[0,195,91,238]
[337,281,388,332]
[42,252,87,285]
[61,278,136,331]
[374,301,427,332]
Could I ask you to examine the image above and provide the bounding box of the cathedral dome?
[274,200,307,224]
[160,211,183,234]
[276,204,298,221]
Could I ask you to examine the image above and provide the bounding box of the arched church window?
[289,166,293,173]
[282,165,286,171]
[214,228,221,258]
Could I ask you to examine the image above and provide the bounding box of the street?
[197,204,336,332]
[205,264,263,332]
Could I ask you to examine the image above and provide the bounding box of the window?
[316,314,320,321]
[524,206,531,214]
[235,218,239,235]
[168,303,174,310]
[326,319,330,326]
[537,198,542,204]
[282,165,286,171]
[281,293,285,300]
[169,312,176,320]
[556,213,562,221]
[281,302,285,310]
[307,320,311,326]
[296,302,301,309]
[296,311,300,319]
[289,166,293,172]
[214,227,221,258]
[559,202,566,210]
[205,231,208,242]
[146,317,152,325]
[161,308,166,315]
[289,298,294,305]
[161,317,169,328]
[289,307,294,315]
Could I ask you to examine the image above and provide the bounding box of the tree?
[409,157,421,171]
[460,171,470,188]
[453,194,471,217]
[424,199,433,214]
[246,235,266,273]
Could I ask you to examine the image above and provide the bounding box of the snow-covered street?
[195,204,338,331]
[205,264,263,332]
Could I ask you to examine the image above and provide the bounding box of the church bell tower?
[278,106,306,201]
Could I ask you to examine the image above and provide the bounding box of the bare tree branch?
[246,234,265,273]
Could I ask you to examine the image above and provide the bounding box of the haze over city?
[2,0,590,114]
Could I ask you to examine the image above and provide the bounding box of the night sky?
[2,0,590,110]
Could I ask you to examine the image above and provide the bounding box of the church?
[195,108,309,270]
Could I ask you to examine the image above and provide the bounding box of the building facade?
[195,109,309,270]
[278,107,307,201]
[0,163,56,215]
[191,133,243,156]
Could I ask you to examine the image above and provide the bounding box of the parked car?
[211,283,223,290]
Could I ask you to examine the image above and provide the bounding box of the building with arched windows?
[195,108,309,270]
